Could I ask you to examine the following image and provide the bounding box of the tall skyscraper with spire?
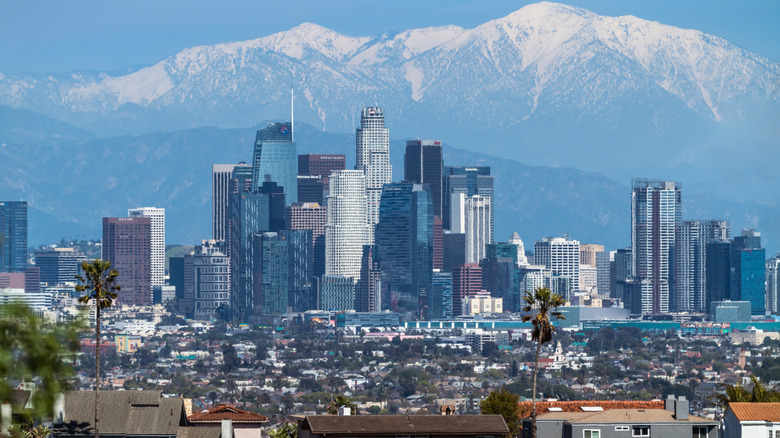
[631,179,681,314]
[355,107,391,242]
[252,122,297,205]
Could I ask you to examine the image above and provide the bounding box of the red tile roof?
[188,404,269,423]
[518,400,665,418]
[728,403,780,422]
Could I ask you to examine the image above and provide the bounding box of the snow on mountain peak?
[259,22,370,60]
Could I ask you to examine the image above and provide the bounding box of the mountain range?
[0,2,777,252]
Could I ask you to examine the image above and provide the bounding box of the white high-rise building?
[451,193,492,264]
[534,236,581,297]
[128,207,165,288]
[767,254,780,315]
[631,179,681,314]
[325,170,370,280]
[509,231,529,266]
[355,107,391,243]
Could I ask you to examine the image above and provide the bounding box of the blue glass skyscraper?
[252,122,297,205]
[0,201,27,273]
[376,182,433,318]
[731,229,766,315]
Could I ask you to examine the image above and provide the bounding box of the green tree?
[0,303,80,420]
[326,395,357,415]
[75,259,120,438]
[480,387,520,438]
[713,375,780,408]
[266,422,298,438]
[521,287,565,438]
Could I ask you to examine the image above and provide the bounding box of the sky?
[1,0,778,74]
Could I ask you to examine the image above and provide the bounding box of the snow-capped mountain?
[0,2,777,174]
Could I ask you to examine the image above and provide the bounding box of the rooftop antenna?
[290,86,294,142]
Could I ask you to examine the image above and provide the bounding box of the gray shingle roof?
[301,415,509,435]
[54,391,185,437]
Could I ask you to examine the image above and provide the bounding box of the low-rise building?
[299,415,508,438]
[723,402,780,438]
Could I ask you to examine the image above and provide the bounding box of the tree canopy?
[481,387,520,438]
[0,303,80,419]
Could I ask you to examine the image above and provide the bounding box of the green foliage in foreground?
[0,303,81,418]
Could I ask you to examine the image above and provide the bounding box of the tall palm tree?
[75,259,120,438]
[522,287,565,438]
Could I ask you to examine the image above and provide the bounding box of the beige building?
[580,243,604,268]
[463,292,502,315]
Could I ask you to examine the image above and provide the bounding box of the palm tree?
[713,375,780,408]
[75,259,120,438]
[522,287,565,438]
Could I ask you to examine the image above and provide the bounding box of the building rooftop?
[188,405,268,424]
[518,400,664,418]
[728,402,780,422]
[300,415,508,435]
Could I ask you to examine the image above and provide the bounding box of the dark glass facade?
[376,182,433,318]
[0,201,27,273]
[252,122,297,204]
[404,140,443,217]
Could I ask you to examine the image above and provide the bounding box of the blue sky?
[1,0,778,73]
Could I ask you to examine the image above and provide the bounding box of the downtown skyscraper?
[631,179,681,314]
[0,201,27,273]
[102,217,151,306]
[128,207,165,290]
[355,107,391,242]
[674,219,730,313]
[252,122,297,204]
[404,140,443,217]
[325,170,370,281]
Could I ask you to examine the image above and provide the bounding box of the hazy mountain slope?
[0,119,776,253]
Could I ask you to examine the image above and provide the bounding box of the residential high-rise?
[674,220,731,313]
[102,217,151,306]
[631,179,681,314]
[534,236,580,301]
[0,201,27,273]
[767,254,780,315]
[212,163,250,241]
[375,182,434,317]
[183,240,230,320]
[430,271,453,319]
[404,140,443,217]
[731,229,766,315]
[228,182,285,321]
[34,248,85,285]
[596,250,614,297]
[451,193,492,264]
[253,230,313,316]
[325,170,370,281]
[355,107,391,241]
[452,263,482,316]
[252,122,297,204]
[320,275,356,311]
[128,207,165,290]
[442,166,493,230]
[433,216,443,270]
[286,202,327,278]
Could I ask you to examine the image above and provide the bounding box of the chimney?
[338,405,351,416]
[1,402,12,436]
[675,396,689,421]
[53,393,65,425]
[221,419,233,438]
[665,394,675,412]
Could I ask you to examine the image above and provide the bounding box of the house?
[299,414,509,438]
[188,404,268,438]
[522,396,717,438]
[52,390,233,438]
[723,402,780,438]
[518,400,665,419]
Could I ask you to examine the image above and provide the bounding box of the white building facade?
[534,236,581,297]
[355,107,391,243]
[451,193,492,264]
[325,170,370,281]
[128,207,165,289]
